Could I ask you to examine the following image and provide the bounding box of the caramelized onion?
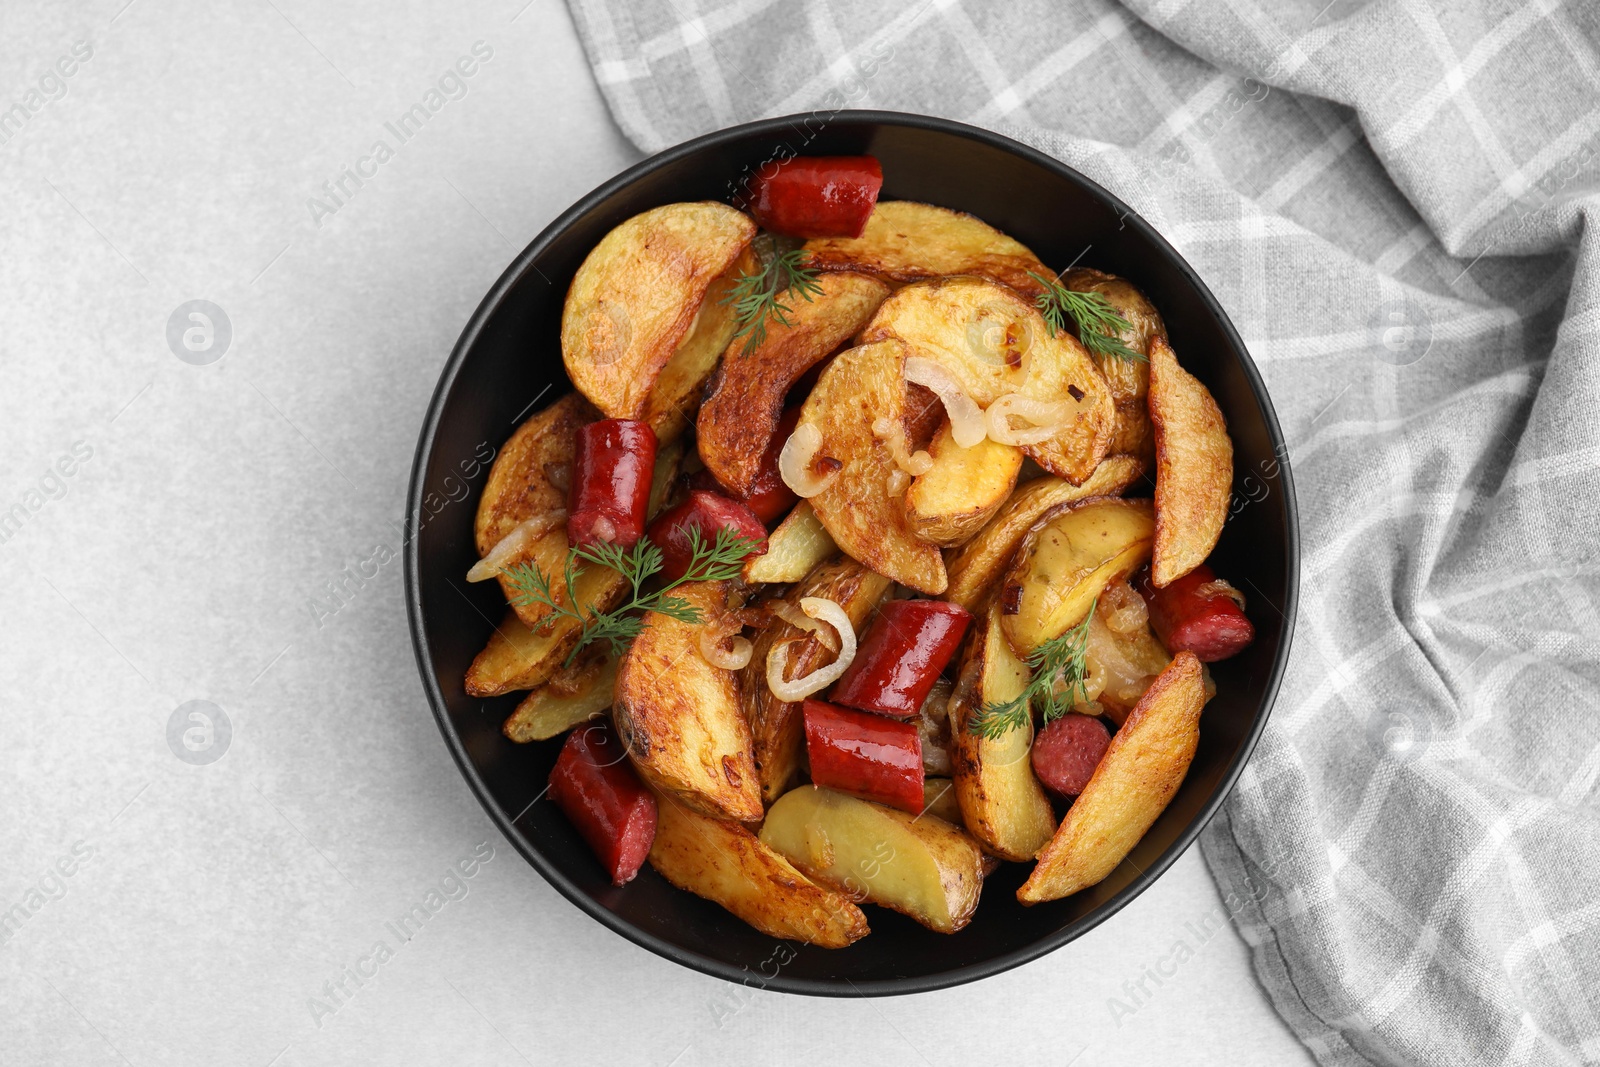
[771,600,841,652]
[699,626,753,670]
[872,416,933,476]
[765,596,856,701]
[985,393,1074,446]
[885,468,911,498]
[779,424,840,498]
[1196,579,1247,610]
[466,510,567,582]
[905,356,986,447]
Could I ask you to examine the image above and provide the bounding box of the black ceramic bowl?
[405,111,1297,996]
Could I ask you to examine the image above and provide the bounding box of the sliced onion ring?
[1196,579,1247,610]
[885,467,911,498]
[765,596,857,701]
[985,393,1074,446]
[871,416,933,476]
[770,600,841,652]
[699,625,753,670]
[779,423,840,498]
[906,356,986,447]
[466,510,567,582]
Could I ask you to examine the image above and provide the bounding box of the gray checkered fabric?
[564,2,1600,1064]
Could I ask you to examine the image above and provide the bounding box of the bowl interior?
[406,113,1296,995]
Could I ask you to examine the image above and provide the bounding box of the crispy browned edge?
[1148,335,1232,587]
[697,272,889,495]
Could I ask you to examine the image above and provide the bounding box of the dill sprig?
[967,599,1097,740]
[1027,271,1146,363]
[722,247,824,353]
[504,526,761,666]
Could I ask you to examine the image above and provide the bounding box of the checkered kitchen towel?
[564,2,1600,1063]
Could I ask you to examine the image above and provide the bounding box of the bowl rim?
[403,108,1300,997]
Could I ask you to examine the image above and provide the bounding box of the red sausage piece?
[748,156,883,240]
[546,721,657,886]
[803,699,924,813]
[1031,714,1112,799]
[1137,565,1255,663]
[689,407,801,527]
[568,419,657,549]
[645,489,768,584]
[830,600,973,719]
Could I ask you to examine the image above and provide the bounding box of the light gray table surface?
[0,2,1314,1064]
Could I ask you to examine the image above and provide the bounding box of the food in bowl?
[459,153,1255,946]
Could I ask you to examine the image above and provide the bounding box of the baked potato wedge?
[613,581,762,822]
[649,794,869,948]
[742,500,837,585]
[1062,268,1163,461]
[474,393,596,557]
[797,340,948,593]
[1019,652,1204,903]
[697,271,890,495]
[905,423,1023,546]
[1000,496,1155,657]
[502,648,618,743]
[942,456,1145,612]
[562,202,755,419]
[802,201,1049,297]
[858,276,1115,484]
[759,786,989,934]
[1148,336,1232,587]
[741,557,892,801]
[947,603,1056,861]
[640,246,757,445]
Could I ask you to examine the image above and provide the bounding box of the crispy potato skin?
[858,276,1115,485]
[759,786,989,934]
[698,272,889,495]
[905,424,1022,546]
[742,500,837,584]
[465,599,623,698]
[562,202,755,419]
[921,778,965,825]
[741,557,892,802]
[1148,336,1232,587]
[1063,268,1162,461]
[1000,496,1155,657]
[641,246,757,446]
[614,582,762,822]
[942,456,1145,613]
[474,393,596,558]
[948,604,1057,861]
[799,340,948,593]
[802,201,1049,296]
[1018,652,1204,904]
[502,649,618,743]
[648,794,869,948]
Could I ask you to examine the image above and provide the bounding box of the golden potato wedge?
[741,558,892,801]
[1000,496,1155,657]
[759,786,989,934]
[640,246,757,445]
[1148,336,1232,587]
[464,554,630,698]
[802,201,1049,296]
[697,271,890,495]
[905,424,1023,547]
[502,649,618,743]
[649,794,869,948]
[798,339,948,593]
[474,393,596,557]
[942,456,1145,613]
[947,603,1057,861]
[647,435,687,520]
[1019,652,1204,903]
[742,500,837,585]
[857,276,1114,484]
[613,581,762,822]
[921,778,964,826]
[1062,268,1163,460]
[562,202,755,419]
